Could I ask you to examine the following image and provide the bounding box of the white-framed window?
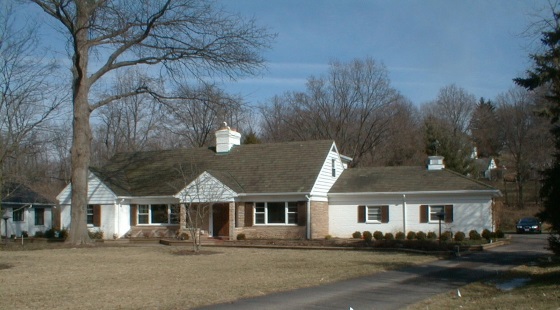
[429,205,445,222]
[138,204,179,225]
[13,208,24,222]
[366,206,382,223]
[87,205,94,225]
[254,202,298,225]
[138,205,149,224]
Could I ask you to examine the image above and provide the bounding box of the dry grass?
[0,244,437,309]
[407,256,560,310]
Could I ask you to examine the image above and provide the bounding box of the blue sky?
[218,0,551,106]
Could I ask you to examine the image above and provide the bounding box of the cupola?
[215,122,241,153]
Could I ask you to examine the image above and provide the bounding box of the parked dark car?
[516,217,542,234]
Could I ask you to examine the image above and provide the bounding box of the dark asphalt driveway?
[198,234,549,310]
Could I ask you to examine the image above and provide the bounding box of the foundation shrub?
[469,230,482,240]
[59,229,68,240]
[373,231,384,241]
[395,231,406,240]
[352,231,362,239]
[481,229,492,240]
[88,230,104,240]
[406,231,416,240]
[324,234,332,240]
[236,233,246,241]
[496,229,505,238]
[416,231,427,240]
[427,231,437,240]
[384,232,394,240]
[362,231,372,243]
[440,231,452,242]
[454,231,466,242]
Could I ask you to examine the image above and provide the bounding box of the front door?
[212,203,229,237]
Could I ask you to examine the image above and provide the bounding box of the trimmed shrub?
[373,231,384,241]
[236,233,246,241]
[44,228,56,239]
[469,230,482,240]
[384,232,395,240]
[496,229,505,239]
[440,231,452,242]
[395,231,406,240]
[21,231,29,238]
[454,231,466,242]
[406,231,416,240]
[59,229,68,240]
[416,231,427,240]
[324,234,332,240]
[352,231,362,239]
[427,231,437,240]
[88,230,103,240]
[481,229,492,240]
[34,231,45,238]
[363,231,373,243]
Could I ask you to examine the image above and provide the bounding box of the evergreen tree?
[515,10,560,255]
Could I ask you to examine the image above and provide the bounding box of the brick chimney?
[427,156,445,170]
[215,122,241,153]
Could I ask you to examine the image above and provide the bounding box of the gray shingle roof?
[329,166,500,194]
[1,183,55,205]
[92,140,334,197]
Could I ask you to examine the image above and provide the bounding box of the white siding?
[87,203,130,239]
[57,172,117,205]
[328,193,494,238]
[310,143,345,198]
[0,207,53,237]
[175,171,237,203]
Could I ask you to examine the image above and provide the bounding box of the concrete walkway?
[197,234,549,310]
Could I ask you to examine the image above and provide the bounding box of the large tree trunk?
[66,3,93,245]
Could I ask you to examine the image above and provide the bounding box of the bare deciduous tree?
[422,84,477,174]
[496,86,553,207]
[32,0,274,244]
[162,84,247,148]
[260,58,400,166]
[0,3,64,220]
[92,68,164,165]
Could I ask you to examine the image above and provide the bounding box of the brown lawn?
[0,244,437,309]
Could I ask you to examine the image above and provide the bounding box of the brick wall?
[311,201,329,239]
[235,226,305,239]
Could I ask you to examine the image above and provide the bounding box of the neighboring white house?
[474,158,498,180]
[1,183,56,238]
[57,126,501,240]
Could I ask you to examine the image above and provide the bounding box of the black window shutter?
[357,205,365,223]
[419,205,428,223]
[381,205,389,223]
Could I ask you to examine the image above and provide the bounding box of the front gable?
[310,142,347,198]
[174,171,237,203]
[57,171,117,205]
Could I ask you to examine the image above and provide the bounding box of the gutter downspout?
[402,194,407,234]
[305,195,311,240]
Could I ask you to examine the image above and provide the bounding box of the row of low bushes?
[25,229,103,240]
[352,229,505,243]
[32,228,68,239]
